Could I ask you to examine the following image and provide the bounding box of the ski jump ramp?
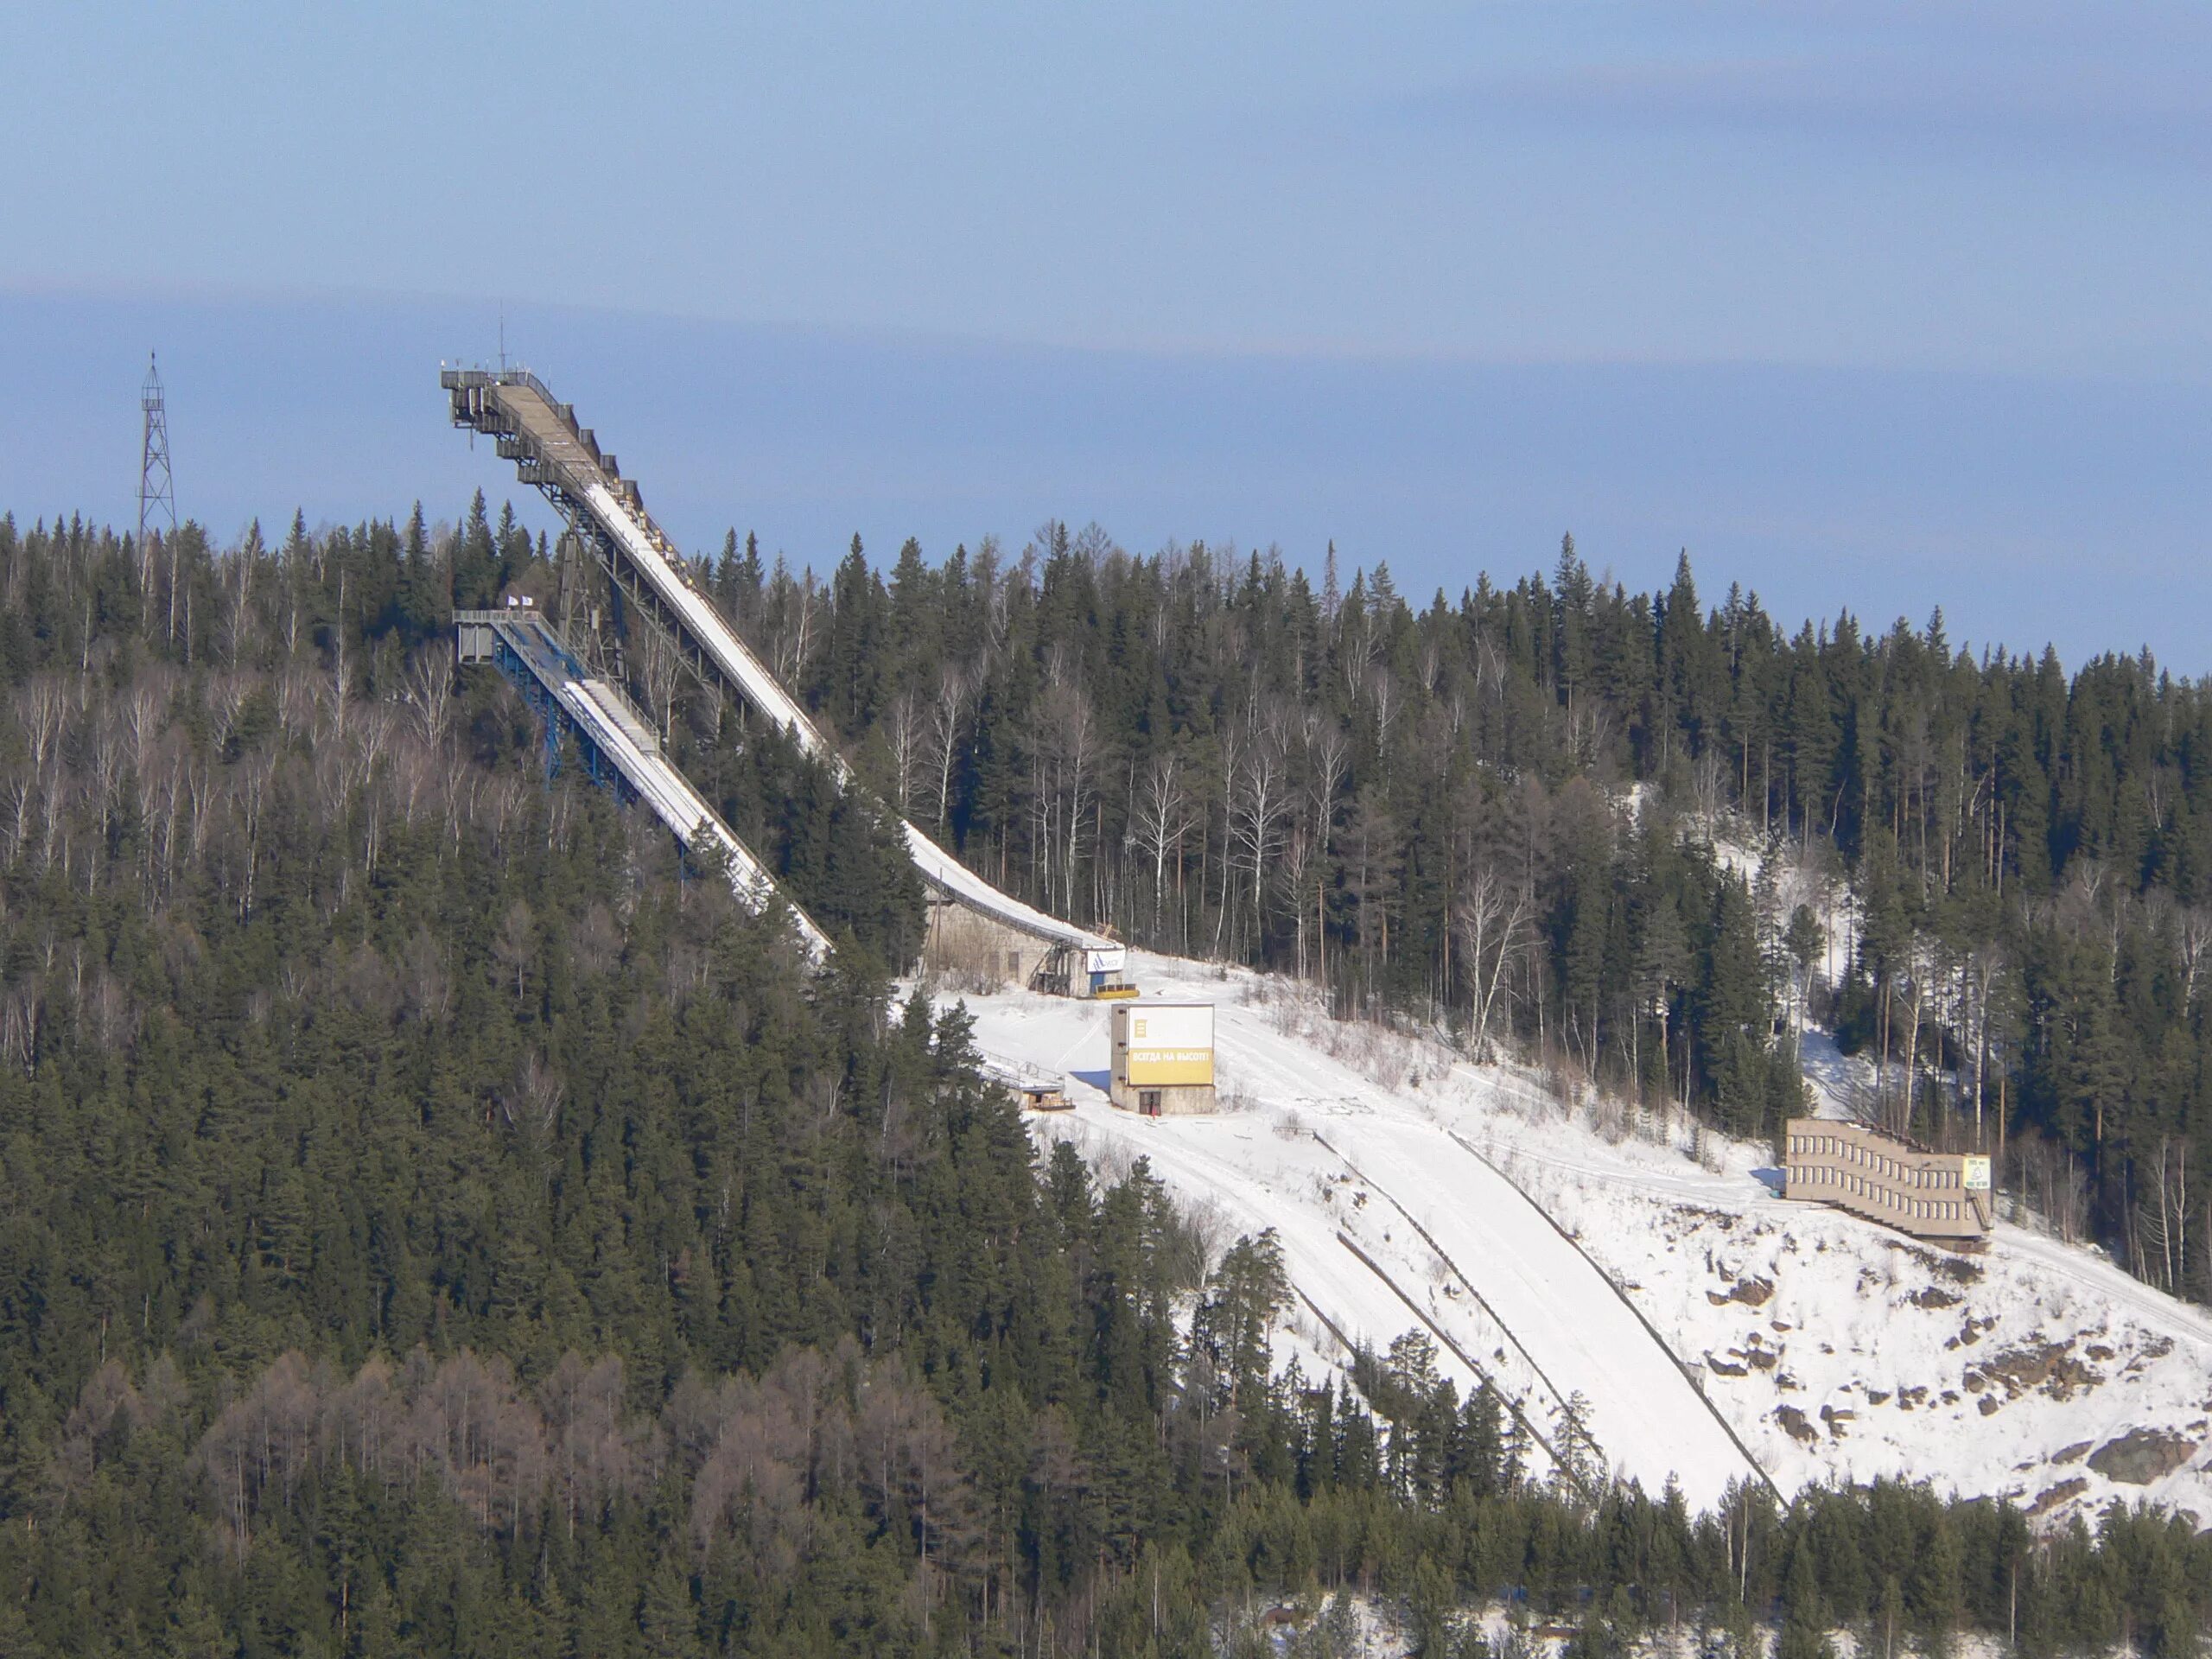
[457,608,832,963]
[442,367,1125,992]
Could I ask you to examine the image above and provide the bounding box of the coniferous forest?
[1,503,2209,1655]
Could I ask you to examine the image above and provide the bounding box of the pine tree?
[1775,1543,1834,1659]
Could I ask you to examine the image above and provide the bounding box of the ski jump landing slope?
[442,369,1120,968]
[954,954,1766,1510]
[962,951,2212,1524]
[1328,1117,1764,1499]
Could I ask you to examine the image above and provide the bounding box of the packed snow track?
[953,955,1766,1510]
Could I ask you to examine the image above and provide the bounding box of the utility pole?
[138,353,176,628]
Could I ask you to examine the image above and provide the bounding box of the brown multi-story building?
[1781,1118,1994,1243]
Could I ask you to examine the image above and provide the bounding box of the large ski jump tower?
[440,365,1128,996]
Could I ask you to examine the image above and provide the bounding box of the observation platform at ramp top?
[442,368,646,518]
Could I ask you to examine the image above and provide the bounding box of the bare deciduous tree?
[493,900,536,1002]
[1229,711,1292,957]
[501,1052,566,1141]
[925,664,971,831]
[1133,753,1192,945]
[884,689,925,817]
[2179,906,2212,1010]
[400,646,456,750]
[639,623,683,746]
[1036,679,1097,918]
[1453,864,1531,1063]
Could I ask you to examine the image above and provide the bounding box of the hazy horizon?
[4,281,2206,676]
[8,4,2206,671]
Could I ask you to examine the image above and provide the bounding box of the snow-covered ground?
[1798,1027,1879,1123]
[943,951,2212,1527]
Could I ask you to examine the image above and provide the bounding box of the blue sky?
[3,4,2207,666]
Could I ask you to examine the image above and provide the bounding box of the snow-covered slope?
[951,952,2212,1525]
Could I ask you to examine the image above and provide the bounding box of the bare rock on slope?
[1707,1275,1775,1307]
[2087,1429,2198,1486]
[2026,1477,2089,1517]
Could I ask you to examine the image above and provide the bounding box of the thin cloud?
[1392,21,2212,166]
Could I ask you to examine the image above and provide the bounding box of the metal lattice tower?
[138,353,176,551]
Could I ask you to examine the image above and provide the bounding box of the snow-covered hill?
[948,951,2212,1526]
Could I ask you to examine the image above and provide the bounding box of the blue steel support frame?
[481,624,635,809]
[458,612,759,906]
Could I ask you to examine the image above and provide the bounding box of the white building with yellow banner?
[1109,1002,1217,1115]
